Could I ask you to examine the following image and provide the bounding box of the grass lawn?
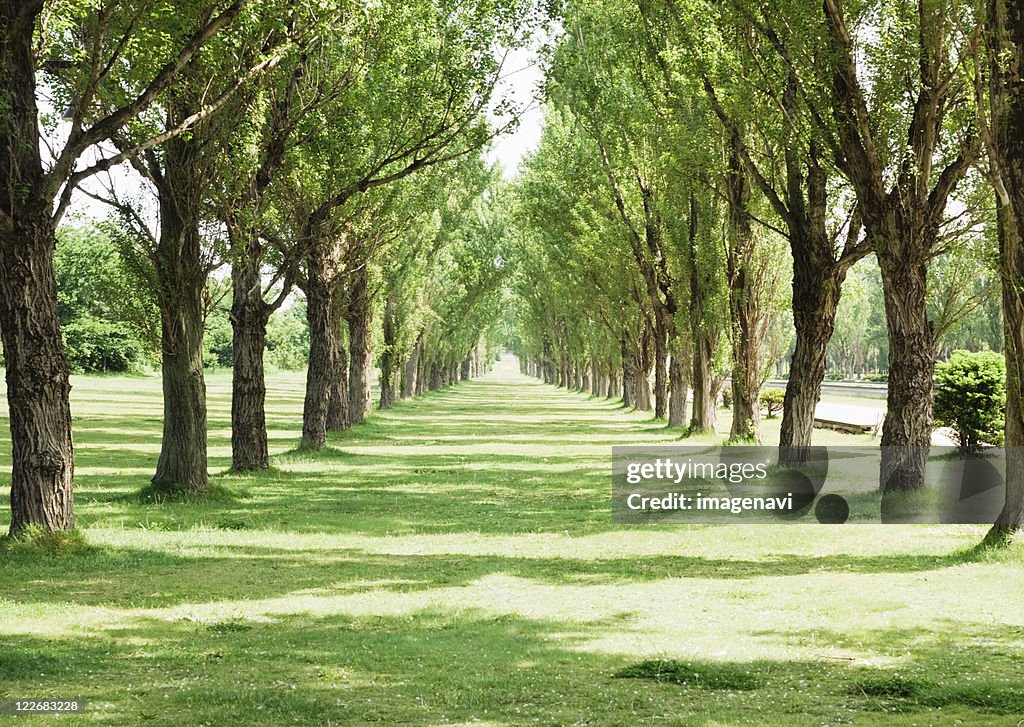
[0,359,1022,725]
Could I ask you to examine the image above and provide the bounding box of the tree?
[975,0,1024,541]
[813,0,979,491]
[97,7,297,489]
[1,0,256,534]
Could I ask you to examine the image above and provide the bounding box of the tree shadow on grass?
[0,535,982,611]
[1,610,1021,725]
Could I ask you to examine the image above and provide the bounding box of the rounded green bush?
[933,350,1005,451]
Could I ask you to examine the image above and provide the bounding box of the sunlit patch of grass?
[0,363,1021,724]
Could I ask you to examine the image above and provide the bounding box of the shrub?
[721,386,732,409]
[760,388,786,418]
[934,350,1005,451]
[862,373,888,383]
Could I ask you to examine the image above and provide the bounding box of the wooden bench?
[813,417,876,435]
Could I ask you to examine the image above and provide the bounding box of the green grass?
[0,360,1022,725]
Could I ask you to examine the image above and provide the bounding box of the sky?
[485,43,546,180]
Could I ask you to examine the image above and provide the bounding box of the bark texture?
[379,297,397,409]
[230,250,271,471]
[983,0,1024,539]
[346,267,372,423]
[301,241,341,449]
[0,6,75,532]
[668,353,688,428]
[152,129,208,490]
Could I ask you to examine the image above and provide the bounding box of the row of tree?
[0,0,531,536]
[504,0,1024,544]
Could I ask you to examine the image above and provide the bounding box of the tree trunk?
[345,268,372,424]
[0,3,75,534]
[877,245,934,491]
[230,251,272,471]
[155,309,207,488]
[981,0,1024,541]
[152,132,208,490]
[401,334,422,398]
[668,354,688,428]
[301,261,337,449]
[325,300,349,431]
[725,137,763,444]
[635,367,653,411]
[379,297,397,409]
[0,211,75,533]
[989,201,1024,538]
[690,332,717,432]
[461,356,471,380]
[620,336,635,407]
[780,266,844,464]
[654,318,668,418]
[635,326,654,412]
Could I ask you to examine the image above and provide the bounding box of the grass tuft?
[614,659,761,690]
[854,672,1024,714]
[854,673,922,698]
[0,525,90,555]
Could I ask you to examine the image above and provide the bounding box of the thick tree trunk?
[461,357,471,380]
[0,3,75,534]
[668,354,688,428]
[325,303,349,431]
[982,1,1024,541]
[152,132,208,490]
[780,266,844,464]
[729,296,763,442]
[990,202,1024,538]
[690,333,717,432]
[301,264,337,449]
[0,211,75,533]
[346,269,372,424]
[155,310,207,488]
[634,367,652,410]
[877,246,934,491]
[230,253,272,471]
[725,139,763,444]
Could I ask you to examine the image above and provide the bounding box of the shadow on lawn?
[0,537,979,610]
[0,610,1021,725]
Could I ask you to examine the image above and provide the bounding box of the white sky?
[485,43,545,180]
